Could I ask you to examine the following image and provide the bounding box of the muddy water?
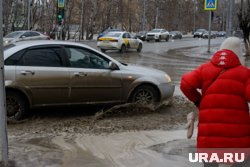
[8,129,199,167]
[7,96,199,167]
[51,130,197,167]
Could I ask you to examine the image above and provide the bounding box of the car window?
[5,49,26,65]
[17,48,63,67]
[127,33,131,38]
[5,31,23,38]
[122,33,126,38]
[22,32,32,37]
[104,32,122,37]
[30,32,40,36]
[65,47,110,69]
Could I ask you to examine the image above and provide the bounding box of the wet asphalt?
[79,37,225,85]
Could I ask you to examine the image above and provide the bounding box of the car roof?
[8,30,41,33]
[13,40,87,47]
[152,29,164,30]
[4,40,121,65]
[104,31,127,35]
[4,40,93,57]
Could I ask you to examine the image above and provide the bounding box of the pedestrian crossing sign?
[204,0,217,10]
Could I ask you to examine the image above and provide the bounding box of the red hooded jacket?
[181,49,250,148]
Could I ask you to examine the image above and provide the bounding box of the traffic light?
[57,8,64,25]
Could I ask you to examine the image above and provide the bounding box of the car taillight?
[110,39,118,42]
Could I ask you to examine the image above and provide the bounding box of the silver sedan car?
[3,30,50,46]
[4,40,175,120]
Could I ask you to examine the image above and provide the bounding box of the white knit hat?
[220,37,242,57]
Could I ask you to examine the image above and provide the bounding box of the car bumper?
[97,42,120,50]
[158,82,175,101]
[146,36,159,40]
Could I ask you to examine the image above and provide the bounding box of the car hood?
[121,64,165,75]
[194,32,203,34]
[3,38,16,45]
[147,32,160,35]
[3,38,14,41]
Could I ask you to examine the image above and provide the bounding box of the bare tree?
[238,0,250,56]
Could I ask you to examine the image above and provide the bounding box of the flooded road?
[81,37,224,84]
[6,37,238,167]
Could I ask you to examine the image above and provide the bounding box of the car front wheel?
[137,43,142,52]
[131,85,159,105]
[6,91,28,121]
[166,36,169,42]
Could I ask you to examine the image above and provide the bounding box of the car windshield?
[104,32,122,37]
[196,29,206,32]
[103,29,120,34]
[5,31,23,38]
[138,31,146,34]
[149,29,161,33]
[170,31,177,34]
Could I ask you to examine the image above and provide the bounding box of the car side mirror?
[20,35,26,38]
[109,61,119,70]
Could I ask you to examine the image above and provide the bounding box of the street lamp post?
[0,0,9,166]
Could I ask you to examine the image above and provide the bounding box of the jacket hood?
[220,37,242,57]
[211,49,241,69]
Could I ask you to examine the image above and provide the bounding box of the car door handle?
[74,72,88,77]
[20,71,35,75]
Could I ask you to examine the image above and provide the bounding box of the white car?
[146,29,170,42]
[97,31,143,53]
[3,30,50,46]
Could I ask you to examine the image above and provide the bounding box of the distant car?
[4,40,174,120]
[233,30,243,38]
[202,31,216,39]
[216,31,226,37]
[3,30,49,45]
[97,28,121,39]
[97,31,143,53]
[169,31,182,39]
[146,29,169,42]
[136,31,147,41]
[193,29,207,38]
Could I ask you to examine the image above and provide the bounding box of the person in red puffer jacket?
[181,37,250,167]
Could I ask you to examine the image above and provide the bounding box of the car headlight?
[4,40,9,44]
[165,74,171,82]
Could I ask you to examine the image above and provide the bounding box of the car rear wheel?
[131,85,159,105]
[6,91,28,121]
[120,44,126,53]
[137,43,142,52]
